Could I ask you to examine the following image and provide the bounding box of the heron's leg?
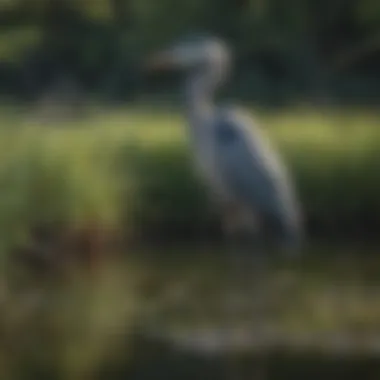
[222,206,244,275]
[221,205,261,316]
[222,207,272,323]
[221,208,268,380]
[237,228,269,315]
[220,205,244,322]
[222,208,264,281]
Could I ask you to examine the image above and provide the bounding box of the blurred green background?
[1,1,380,380]
[0,0,379,105]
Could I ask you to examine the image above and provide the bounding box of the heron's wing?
[214,110,301,242]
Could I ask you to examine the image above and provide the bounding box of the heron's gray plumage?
[147,36,303,254]
[214,108,302,247]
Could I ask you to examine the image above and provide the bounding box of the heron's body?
[189,104,301,247]
[147,35,303,253]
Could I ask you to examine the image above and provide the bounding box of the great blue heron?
[145,35,303,261]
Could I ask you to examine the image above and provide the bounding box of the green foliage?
[0,27,41,61]
[268,112,380,233]
[1,259,139,380]
[1,0,380,102]
[0,123,122,265]
[356,0,380,27]
[0,109,379,263]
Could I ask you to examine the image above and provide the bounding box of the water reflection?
[2,245,380,379]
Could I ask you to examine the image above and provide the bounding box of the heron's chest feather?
[190,127,230,199]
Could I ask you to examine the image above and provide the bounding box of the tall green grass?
[0,108,379,263]
[1,107,379,379]
[1,258,140,380]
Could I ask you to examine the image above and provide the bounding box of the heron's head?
[145,35,231,75]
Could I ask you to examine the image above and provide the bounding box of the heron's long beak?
[144,51,176,72]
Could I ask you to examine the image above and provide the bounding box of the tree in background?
[0,0,379,104]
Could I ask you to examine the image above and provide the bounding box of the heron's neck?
[184,69,219,130]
